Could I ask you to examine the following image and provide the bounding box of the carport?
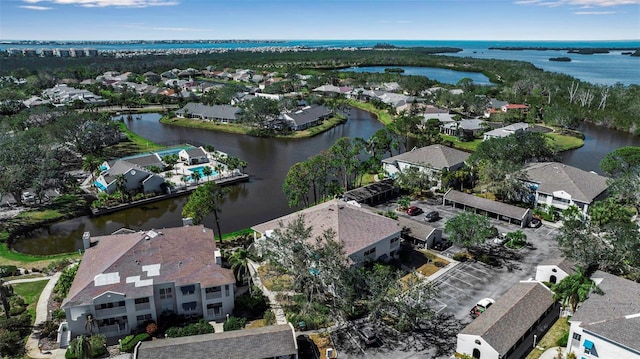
[343,179,398,205]
[443,190,532,228]
[398,217,442,249]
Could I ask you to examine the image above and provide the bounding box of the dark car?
[406,206,423,216]
[433,240,452,251]
[297,335,320,359]
[529,218,542,228]
[424,211,440,222]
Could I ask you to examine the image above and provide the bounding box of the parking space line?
[469,265,492,276]
[460,271,483,281]
[449,275,473,287]
[439,281,465,292]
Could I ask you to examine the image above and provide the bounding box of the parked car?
[358,326,378,345]
[406,206,423,216]
[491,233,508,245]
[529,218,542,228]
[424,211,440,222]
[433,240,452,251]
[470,298,495,318]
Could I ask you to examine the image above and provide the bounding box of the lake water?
[340,66,491,86]
[13,109,386,254]
[13,111,640,255]
[2,40,638,85]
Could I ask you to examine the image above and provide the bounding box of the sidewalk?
[247,259,288,325]
[21,272,67,359]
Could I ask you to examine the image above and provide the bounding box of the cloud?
[515,0,639,7]
[19,5,53,10]
[574,10,617,13]
[20,0,179,8]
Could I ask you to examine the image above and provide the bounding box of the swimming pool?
[189,166,219,178]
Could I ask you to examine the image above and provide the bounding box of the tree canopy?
[444,212,494,251]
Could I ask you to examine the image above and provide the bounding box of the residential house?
[252,199,402,263]
[521,162,609,215]
[41,84,105,107]
[94,160,166,195]
[398,217,442,249]
[441,119,487,137]
[175,102,242,123]
[282,105,332,131]
[443,189,532,228]
[535,258,576,285]
[178,146,210,165]
[119,153,164,170]
[382,145,470,188]
[483,122,531,141]
[61,225,236,341]
[135,324,298,359]
[457,280,558,359]
[483,98,509,118]
[566,271,640,359]
[312,84,352,96]
[502,103,529,113]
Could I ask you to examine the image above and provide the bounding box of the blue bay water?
[2,39,638,85]
[341,66,491,86]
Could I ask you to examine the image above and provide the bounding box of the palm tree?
[115,174,127,203]
[228,248,250,284]
[551,267,604,313]
[82,155,103,183]
[181,174,190,188]
[0,279,13,319]
[202,166,213,181]
[68,335,92,359]
[215,164,224,178]
[191,170,202,185]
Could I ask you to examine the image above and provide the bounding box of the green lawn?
[440,134,483,151]
[344,100,393,125]
[526,317,570,359]
[12,280,49,324]
[546,132,584,151]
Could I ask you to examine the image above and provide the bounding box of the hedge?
[120,333,151,353]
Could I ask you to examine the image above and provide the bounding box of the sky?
[1,0,639,41]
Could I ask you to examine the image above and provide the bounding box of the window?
[206,286,221,293]
[135,297,149,304]
[136,314,152,325]
[225,285,230,297]
[573,333,581,341]
[181,285,195,295]
[364,248,376,257]
[159,288,173,300]
[390,237,400,246]
[472,348,481,359]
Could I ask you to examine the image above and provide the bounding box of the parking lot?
[370,197,563,324]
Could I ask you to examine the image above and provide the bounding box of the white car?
[470,298,495,318]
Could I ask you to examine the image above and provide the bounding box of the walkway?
[247,259,288,325]
[539,346,564,359]
[8,273,67,359]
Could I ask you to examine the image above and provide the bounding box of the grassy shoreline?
[159,115,347,139]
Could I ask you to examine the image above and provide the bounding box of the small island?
[384,67,405,73]
[549,57,571,62]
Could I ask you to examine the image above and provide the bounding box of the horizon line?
[2,38,639,42]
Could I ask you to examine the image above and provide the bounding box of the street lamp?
[533,334,538,348]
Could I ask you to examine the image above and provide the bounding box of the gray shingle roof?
[103,160,148,184]
[285,105,332,127]
[121,153,163,168]
[459,281,555,356]
[571,271,640,352]
[136,324,297,359]
[252,199,401,258]
[523,162,609,203]
[444,190,531,221]
[62,225,235,308]
[176,102,241,121]
[382,145,470,170]
[398,217,438,241]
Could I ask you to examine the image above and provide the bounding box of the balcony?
[135,302,151,311]
[205,292,222,300]
[98,322,128,337]
[95,306,127,319]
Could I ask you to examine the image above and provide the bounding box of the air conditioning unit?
[326,348,335,358]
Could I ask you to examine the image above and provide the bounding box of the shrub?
[54,309,67,320]
[223,316,246,331]
[556,332,569,347]
[54,264,79,298]
[165,319,214,338]
[263,310,276,325]
[0,265,19,277]
[453,253,469,262]
[145,322,158,336]
[40,320,59,341]
[120,333,151,353]
[233,288,269,319]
